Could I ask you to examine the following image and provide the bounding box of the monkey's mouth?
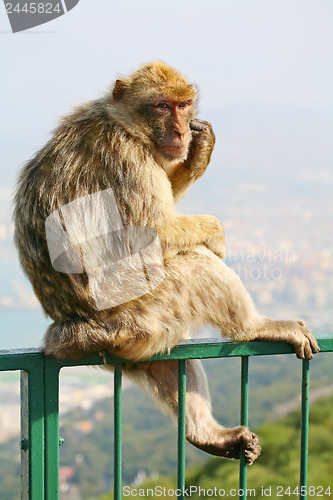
[162,143,188,158]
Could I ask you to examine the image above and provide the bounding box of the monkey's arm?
[169,119,215,203]
[157,212,225,259]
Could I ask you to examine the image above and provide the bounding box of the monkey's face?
[149,98,193,162]
[110,62,198,161]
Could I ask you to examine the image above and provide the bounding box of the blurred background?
[0,1,332,499]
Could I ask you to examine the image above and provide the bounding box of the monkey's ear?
[113,79,129,102]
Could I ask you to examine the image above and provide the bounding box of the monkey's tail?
[42,316,111,360]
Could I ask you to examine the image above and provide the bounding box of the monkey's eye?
[156,102,170,110]
[178,101,190,109]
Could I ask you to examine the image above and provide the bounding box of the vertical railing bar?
[177,360,187,500]
[114,364,123,500]
[239,356,249,500]
[20,357,45,500]
[300,359,310,499]
[44,356,60,500]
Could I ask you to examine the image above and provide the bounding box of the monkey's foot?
[187,425,261,465]
[252,319,320,360]
[290,320,320,359]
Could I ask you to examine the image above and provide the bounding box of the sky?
[1,0,333,188]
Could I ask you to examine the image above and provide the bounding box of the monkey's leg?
[178,247,319,360]
[123,358,261,464]
[106,246,318,361]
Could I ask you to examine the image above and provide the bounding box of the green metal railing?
[0,334,333,500]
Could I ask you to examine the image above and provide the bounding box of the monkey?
[14,61,319,465]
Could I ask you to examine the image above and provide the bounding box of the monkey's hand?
[170,120,215,203]
[185,119,216,176]
[202,215,226,259]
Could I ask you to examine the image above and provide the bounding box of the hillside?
[95,393,333,500]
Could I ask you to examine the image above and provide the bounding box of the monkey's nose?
[174,129,187,142]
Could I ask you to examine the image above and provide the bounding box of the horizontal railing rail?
[0,334,333,500]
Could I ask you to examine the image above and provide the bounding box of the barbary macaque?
[14,61,319,464]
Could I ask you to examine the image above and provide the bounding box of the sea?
[0,242,51,350]
[0,308,50,351]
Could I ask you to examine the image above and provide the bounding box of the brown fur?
[14,61,319,463]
